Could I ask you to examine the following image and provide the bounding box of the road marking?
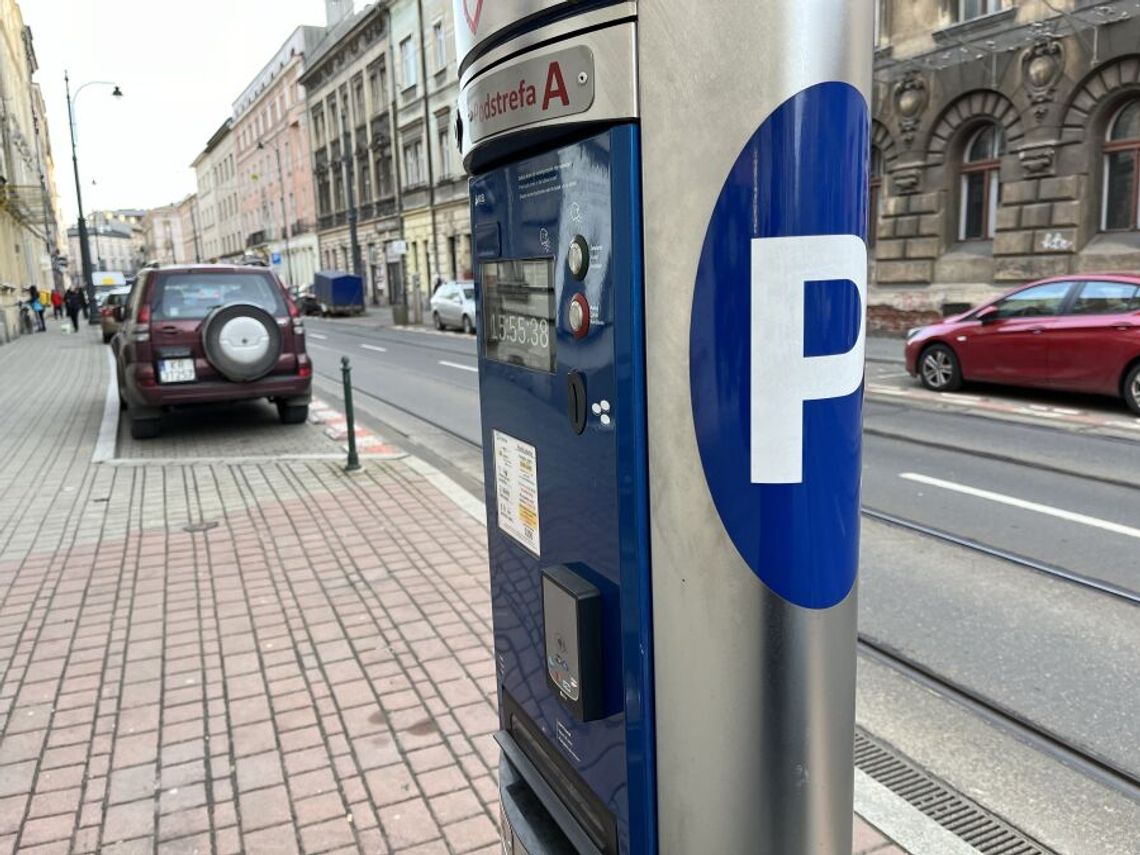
[93,349,120,463]
[900,472,1140,540]
[308,333,328,340]
[439,360,478,373]
[360,344,387,353]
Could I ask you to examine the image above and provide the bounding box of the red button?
[569,293,590,338]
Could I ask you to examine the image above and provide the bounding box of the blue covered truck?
[311,271,364,316]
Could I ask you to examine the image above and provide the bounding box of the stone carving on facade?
[893,71,929,149]
[1018,145,1056,176]
[1022,37,1065,120]
[892,168,921,196]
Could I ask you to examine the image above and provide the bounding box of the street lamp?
[258,139,294,288]
[65,72,122,324]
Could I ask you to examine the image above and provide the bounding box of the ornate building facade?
[871,0,1140,329]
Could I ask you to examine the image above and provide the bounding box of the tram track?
[857,636,1140,801]
[861,507,1140,605]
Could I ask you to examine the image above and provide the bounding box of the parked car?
[295,290,323,317]
[905,274,1140,414]
[430,281,477,333]
[99,287,133,343]
[113,264,312,439]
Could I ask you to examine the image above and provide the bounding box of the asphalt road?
[305,315,1140,844]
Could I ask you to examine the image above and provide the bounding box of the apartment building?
[871,0,1140,327]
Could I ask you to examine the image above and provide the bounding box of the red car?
[905,275,1140,414]
[113,265,312,439]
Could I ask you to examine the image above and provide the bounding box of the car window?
[151,273,286,321]
[1069,281,1140,315]
[463,287,475,301]
[992,282,1072,319]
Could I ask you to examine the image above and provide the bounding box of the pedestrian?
[26,285,45,332]
[50,289,63,320]
[78,287,89,320]
[64,286,83,334]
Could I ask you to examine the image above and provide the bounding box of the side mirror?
[976,306,1000,325]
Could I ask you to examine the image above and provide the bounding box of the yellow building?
[0,1,64,343]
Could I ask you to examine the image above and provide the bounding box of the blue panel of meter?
[471,125,655,855]
[691,81,869,610]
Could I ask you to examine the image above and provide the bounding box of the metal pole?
[65,71,97,325]
[190,198,203,263]
[273,144,294,288]
[341,356,361,472]
[340,97,363,282]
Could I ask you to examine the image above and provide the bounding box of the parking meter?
[457,3,872,853]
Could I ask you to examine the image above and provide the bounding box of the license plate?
[158,358,195,384]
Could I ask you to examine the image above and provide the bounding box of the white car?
[430,281,477,334]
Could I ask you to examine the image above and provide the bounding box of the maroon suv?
[113,265,312,439]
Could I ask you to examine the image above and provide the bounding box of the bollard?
[341,356,361,472]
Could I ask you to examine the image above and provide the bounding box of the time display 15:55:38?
[495,313,551,350]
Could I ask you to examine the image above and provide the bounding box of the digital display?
[482,259,556,372]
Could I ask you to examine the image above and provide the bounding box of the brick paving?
[0,328,908,854]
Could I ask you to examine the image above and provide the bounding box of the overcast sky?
[24,0,355,223]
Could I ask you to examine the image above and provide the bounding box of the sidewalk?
[0,326,908,854]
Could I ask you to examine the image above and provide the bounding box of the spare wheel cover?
[202,304,282,382]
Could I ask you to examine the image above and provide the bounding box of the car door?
[1048,280,1140,395]
[958,280,1075,387]
[441,284,461,326]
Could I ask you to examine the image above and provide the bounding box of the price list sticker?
[493,430,541,555]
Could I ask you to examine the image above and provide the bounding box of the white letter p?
[750,235,867,485]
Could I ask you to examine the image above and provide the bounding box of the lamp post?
[65,72,122,324]
[258,139,294,288]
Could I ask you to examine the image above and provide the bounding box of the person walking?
[64,286,83,334]
[26,285,46,332]
[79,287,90,320]
[50,289,63,320]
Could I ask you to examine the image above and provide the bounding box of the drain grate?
[855,728,1052,855]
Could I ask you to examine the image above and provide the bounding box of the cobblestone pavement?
[0,328,907,854]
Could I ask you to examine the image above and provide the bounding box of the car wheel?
[918,343,962,392]
[130,416,160,440]
[277,401,309,424]
[1123,363,1140,415]
[462,315,474,335]
[433,311,444,330]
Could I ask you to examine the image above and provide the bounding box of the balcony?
[374,198,397,219]
[292,220,309,235]
[358,202,375,221]
[318,214,334,230]
[246,230,267,248]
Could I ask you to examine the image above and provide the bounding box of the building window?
[360,162,372,204]
[958,0,1001,21]
[368,61,387,115]
[438,118,452,179]
[376,154,393,198]
[432,20,447,73]
[353,75,366,124]
[959,123,1005,241]
[404,138,425,186]
[869,146,883,248]
[874,0,886,46]
[1103,100,1140,232]
[400,37,417,90]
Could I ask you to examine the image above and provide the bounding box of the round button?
[567,235,589,280]
[568,294,590,338]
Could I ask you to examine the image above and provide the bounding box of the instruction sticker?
[493,430,541,555]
